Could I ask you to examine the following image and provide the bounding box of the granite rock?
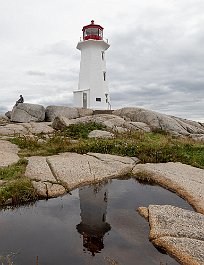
[11,103,45,123]
[45,106,79,122]
[133,162,204,214]
[0,140,20,167]
[138,205,204,265]
[88,130,114,139]
[25,152,137,197]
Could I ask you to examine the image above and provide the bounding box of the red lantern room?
[82,20,104,41]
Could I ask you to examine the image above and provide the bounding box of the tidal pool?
[0,178,193,265]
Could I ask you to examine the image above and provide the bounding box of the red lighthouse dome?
[82,20,104,41]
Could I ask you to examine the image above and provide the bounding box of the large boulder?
[11,103,45,123]
[113,107,204,136]
[45,106,79,122]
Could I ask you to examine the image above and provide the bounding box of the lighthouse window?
[85,28,98,36]
[102,51,105,60]
[103,71,106,81]
[96,98,101,102]
[99,29,103,37]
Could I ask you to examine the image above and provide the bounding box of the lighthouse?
[73,20,110,110]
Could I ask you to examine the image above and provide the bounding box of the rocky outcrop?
[25,152,138,197]
[45,106,79,122]
[133,162,204,214]
[11,103,45,123]
[0,122,54,136]
[52,114,151,133]
[138,205,204,265]
[88,130,114,139]
[0,140,20,167]
[190,134,204,142]
[113,107,204,136]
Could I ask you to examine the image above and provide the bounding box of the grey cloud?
[38,41,78,59]
[27,71,46,76]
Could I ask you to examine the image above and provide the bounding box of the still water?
[0,178,192,265]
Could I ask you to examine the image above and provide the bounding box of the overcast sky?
[0,0,203,121]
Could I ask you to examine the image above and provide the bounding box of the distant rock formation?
[3,105,204,139]
[113,107,204,136]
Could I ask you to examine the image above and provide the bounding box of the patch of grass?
[62,122,106,139]
[0,159,28,180]
[11,128,204,169]
[0,159,38,206]
[0,178,37,206]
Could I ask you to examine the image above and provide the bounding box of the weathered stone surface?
[45,106,79,122]
[133,162,204,214]
[25,156,56,182]
[0,124,28,135]
[139,205,204,265]
[0,115,9,125]
[25,152,137,197]
[113,107,204,136]
[190,134,204,142]
[129,122,151,132]
[88,130,114,139]
[137,207,149,220]
[52,116,72,130]
[0,140,20,167]
[0,122,54,136]
[148,205,204,241]
[53,114,151,133]
[153,237,204,265]
[32,181,66,198]
[5,111,11,119]
[11,103,45,123]
[22,122,54,134]
[77,108,93,117]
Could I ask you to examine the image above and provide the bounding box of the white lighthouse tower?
[73,20,110,110]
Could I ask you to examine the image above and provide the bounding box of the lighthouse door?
[83,92,87,109]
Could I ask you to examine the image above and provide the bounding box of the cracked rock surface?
[133,162,204,214]
[25,152,137,197]
[138,205,204,265]
[0,140,20,167]
[0,122,54,136]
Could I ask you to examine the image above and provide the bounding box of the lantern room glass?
[83,28,103,40]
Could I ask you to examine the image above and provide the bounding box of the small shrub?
[62,122,106,139]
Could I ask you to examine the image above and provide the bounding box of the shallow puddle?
[0,178,193,265]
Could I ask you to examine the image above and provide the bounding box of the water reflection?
[76,184,111,256]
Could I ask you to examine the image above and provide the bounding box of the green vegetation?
[0,159,37,206]
[1,122,203,206]
[11,126,204,169]
[62,122,106,139]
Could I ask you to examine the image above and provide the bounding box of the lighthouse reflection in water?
[76,184,111,256]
